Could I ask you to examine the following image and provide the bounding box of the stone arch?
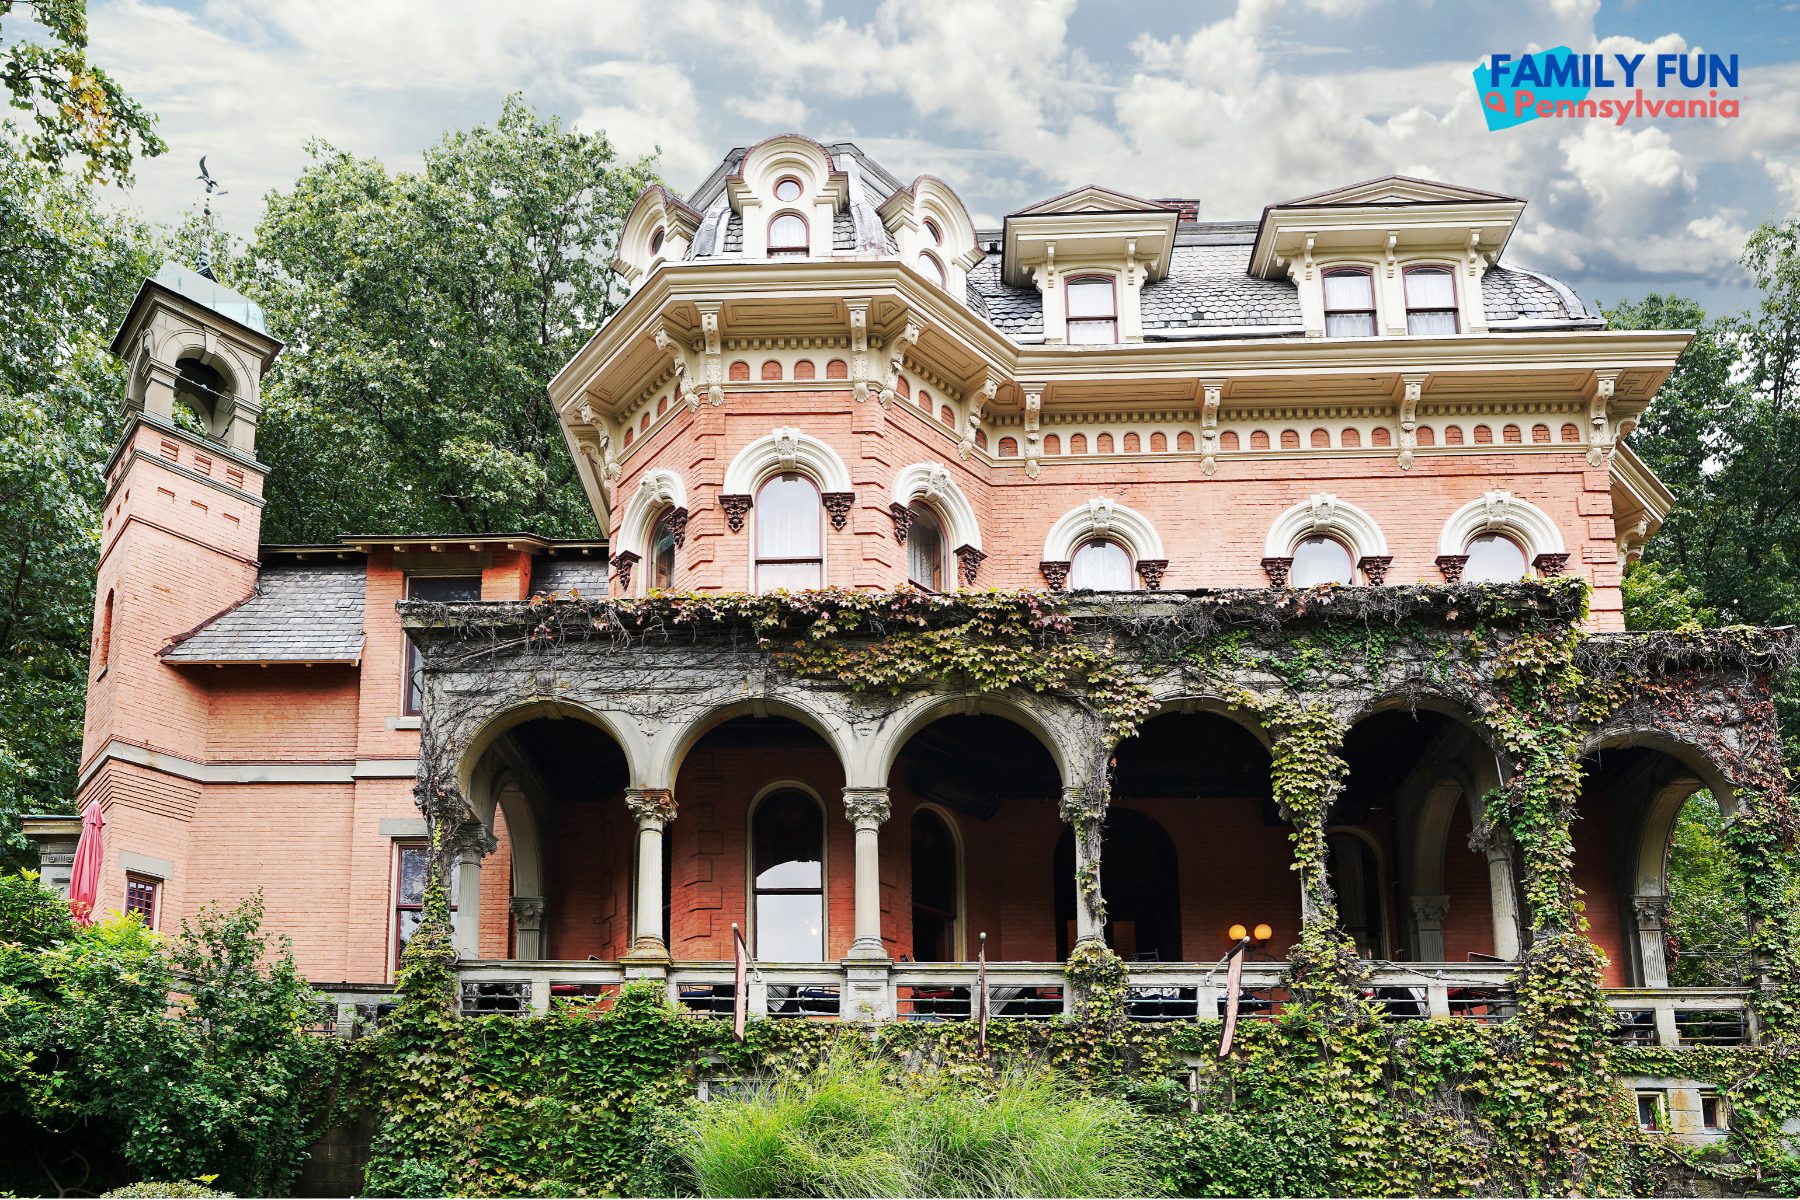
[652,695,856,793]
[1262,493,1389,560]
[1041,497,1165,562]
[1580,727,1736,807]
[455,698,649,798]
[722,427,853,495]
[1140,690,1275,751]
[1438,490,1566,559]
[860,690,1083,792]
[890,461,981,551]
[612,468,687,565]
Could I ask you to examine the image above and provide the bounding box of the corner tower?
[78,263,281,922]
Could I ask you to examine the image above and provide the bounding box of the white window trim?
[1042,498,1165,564]
[725,429,851,593]
[745,780,830,963]
[890,462,981,552]
[1264,493,1388,562]
[614,469,688,593]
[1438,490,1566,560]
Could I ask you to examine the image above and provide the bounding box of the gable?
[1276,175,1523,208]
[1011,184,1178,217]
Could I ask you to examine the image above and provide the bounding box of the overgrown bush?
[682,1055,1161,1198]
[0,874,332,1196]
[1152,1104,1336,1199]
[100,1180,233,1198]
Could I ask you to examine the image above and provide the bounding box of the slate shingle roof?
[530,558,612,596]
[965,255,1044,341]
[1141,243,1302,332]
[161,564,366,664]
[1483,265,1593,323]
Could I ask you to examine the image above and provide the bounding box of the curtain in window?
[1405,269,1458,335]
[1069,539,1133,590]
[907,504,944,589]
[1065,278,1117,344]
[1462,533,1529,582]
[650,511,677,590]
[1323,271,1376,336]
[755,474,823,590]
[768,213,807,254]
[1289,536,1355,587]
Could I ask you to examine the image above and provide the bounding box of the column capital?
[1409,894,1451,926]
[1633,894,1671,931]
[1059,785,1105,825]
[625,787,676,826]
[842,786,891,827]
[509,895,546,927]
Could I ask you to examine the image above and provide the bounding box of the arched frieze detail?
[890,461,981,551]
[1437,490,1566,559]
[649,694,858,794]
[1041,497,1165,562]
[722,427,853,494]
[612,468,688,564]
[1263,493,1389,560]
[856,689,1089,795]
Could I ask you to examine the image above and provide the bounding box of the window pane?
[769,213,806,249]
[774,178,802,201]
[754,794,823,883]
[757,561,822,591]
[398,845,429,905]
[1407,310,1459,336]
[919,253,946,287]
[1069,540,1133,590]
[756,475,821,558]
[1323,271,1373,310]
[923,218,942,245]
[408,575,481,603]
[651,514,677,590]
[1405,268,1455,309]
[1066,319,1117,345]
[908,506,943,589]
[1289,536,1355,586]
[1325,312,1377,337]
[1463,533,1529,582]
[1066,279,1115,318]
[756,893,824,960]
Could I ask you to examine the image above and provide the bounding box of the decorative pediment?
[1002,188,1180,290]
[1250,174,1527,280]
[1010,185,1179,218]
[1276,175,1522,208]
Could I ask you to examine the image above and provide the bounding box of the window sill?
[386,715,422,731]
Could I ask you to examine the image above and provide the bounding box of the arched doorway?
[910,807,961,961]
[1053,808,1181,960]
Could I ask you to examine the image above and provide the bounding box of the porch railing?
[344,962,1757,1051]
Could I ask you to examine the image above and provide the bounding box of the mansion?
[31,135,1776,1139]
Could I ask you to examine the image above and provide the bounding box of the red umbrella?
[67,801,104,927]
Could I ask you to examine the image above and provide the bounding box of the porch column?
[510,896,546,960]
[453,852,483,958]
[1486,843,1522,959]
[623,788,675,965]
[842,787,891,961]
[1633,894,1672,988]
[1411,894,1450,961]
[1061,785,1106,945]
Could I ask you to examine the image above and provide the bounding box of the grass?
[682,1056,1161,1198]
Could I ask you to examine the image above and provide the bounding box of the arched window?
[918,252,947,288]
[1404,267,1458,335]
[922,217,943,244]
[907,503,945,590]
[1462,532,1529,582]
[752,791,824,960]
[911,808,959,961]
[773,176,804,202]
[1069,539,1133,590]
[1327,832,1386,957]
[1289,535,1356,587]
[1065,276,1117,344]
[1323,268,1377,337]
[97,588,114,670]
[755,474,823,590]
[649,509,678,591]
[768,212,808,257]
[649,226,665,255]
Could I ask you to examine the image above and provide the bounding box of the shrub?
[1153,1103,1336,1199]
[100,1181,233,1198]
[682,1055,1162,1198]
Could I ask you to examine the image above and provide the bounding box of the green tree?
[245,95,657,543]
[1,0,166,181]
[1665,796,1752,988]
[0,134,155,860]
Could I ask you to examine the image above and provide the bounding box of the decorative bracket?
[846,300,871,403]
[1357,556,1393,586]
[1397,373,1426,470]
[667,506,689,548]
[961,371,998,460]
[1435,554,1469,583]
[1261,557,1293,588]
[1533,552,1571,577]
[888,502,915,544]
[694,303,725,407]
[1465,228,1484,277]
[822,491,855,531]
[1199,381,1223,476]
[1022,384,1044,479]
[720,494,752,533]
[1040,560,1070,590]
[1136,559,1169,590]
[878,317,920,408]
[954,544,986,586]
[1384,231,1398,278]
[1586,370,1621,466]
[612,550,641,594]
[1301,232,1317,281]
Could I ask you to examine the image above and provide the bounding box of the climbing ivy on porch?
[376,580,1800,1195]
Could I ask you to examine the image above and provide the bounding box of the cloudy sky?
[77,0,1800,315]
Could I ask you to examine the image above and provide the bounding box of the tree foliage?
[0,878,332,1196]
[244,95,656,543]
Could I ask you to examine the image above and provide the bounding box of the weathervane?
[195,156,228,280]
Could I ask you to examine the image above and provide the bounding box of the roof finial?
[195,156,228,280]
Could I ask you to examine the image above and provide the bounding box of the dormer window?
[773,176,804,202]
[768,213,808,258]
[1405,267,1458,335]
[649,227,665,255]
[1323,269,1377,337]
[919,252,947,288]
[1065,276,1117,345]
[923,218,942,244]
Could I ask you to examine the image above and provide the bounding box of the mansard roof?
[665,143,1595,342]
